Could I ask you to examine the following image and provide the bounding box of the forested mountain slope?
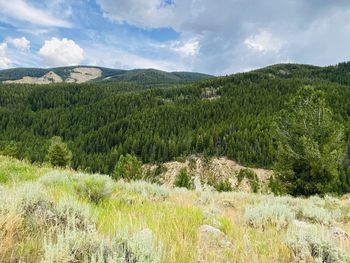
[1,62,350,180]
[0,66,213,84]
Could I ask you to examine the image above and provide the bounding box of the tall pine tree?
[274,86,345,196]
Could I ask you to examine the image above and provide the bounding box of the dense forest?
[1,62,350,189]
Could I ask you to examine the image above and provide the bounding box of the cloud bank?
[96,0,350,74]
[38,38,84,67]
[1,0,350,74]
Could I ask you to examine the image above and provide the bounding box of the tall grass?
[1,155,350,262]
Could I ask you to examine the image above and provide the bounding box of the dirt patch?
[144,157,272,192]
[66,67,102,83]
[4,71,63,84]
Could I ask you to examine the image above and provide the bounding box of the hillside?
[1,62,350,177]
[1,155,350,262]
[0,66,213,84]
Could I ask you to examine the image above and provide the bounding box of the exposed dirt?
[4,67,102,84]
[4,71,63,84]
[66,67,102,83]
[144,157,272,192]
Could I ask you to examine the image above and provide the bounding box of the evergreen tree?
[113,154,142,181]
[47,136,72,167]
[274,86,345,196]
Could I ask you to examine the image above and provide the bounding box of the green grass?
[1,155,350,262]
[0,156,51,184]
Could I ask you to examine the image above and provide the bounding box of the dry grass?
[0,155,349,262]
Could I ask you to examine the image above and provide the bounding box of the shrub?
[214,179,233,192]
[324,195,341,208]
[118,180,170,200]
[144,164,167,183]
[237,169,260,193]
[244,202,295,230]
[199,191,214,205]
[118,228,163,263]
[298,205,340,226]
[0,183,96,232]
[54,196,95,230]
[113,154,142,181]
[47,136,72,168]
[41,227,113,263]
[2,183,54,218]
[39,171,71,187]
[268,175,285,195]
[153,164,167,177]
[286,226,349,263]
[174,168,193,189]
[74,174,114,204]
[42,227,162,263]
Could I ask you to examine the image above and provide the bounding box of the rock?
[278,69,291,76]
[199,224,233,248]
[330,227,349,241]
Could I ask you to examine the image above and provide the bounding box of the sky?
[0,0,350,75]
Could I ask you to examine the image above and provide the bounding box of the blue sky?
[0,0,350,75]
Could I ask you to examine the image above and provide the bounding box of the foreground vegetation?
[1,155,350,262]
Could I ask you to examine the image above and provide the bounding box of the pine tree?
[274,86,345,196]
[47,136,72,167]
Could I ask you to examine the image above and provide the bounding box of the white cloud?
[0,0,71,27]
[244,30,283,53]
[85,44,188,72]
[97,0,175,29]
[96,0,350,74]
[6,37,30,51]
[169,39,200,57]
[0,43,11,69]
[38,38,84,67]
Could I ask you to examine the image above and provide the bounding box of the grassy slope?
[1,155,350,262]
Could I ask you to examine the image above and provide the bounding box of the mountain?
[0,66,213,84]
[1,61,350,178]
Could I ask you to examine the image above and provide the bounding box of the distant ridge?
[0,66,213,84]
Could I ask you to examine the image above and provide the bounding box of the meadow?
[1,155,350,263]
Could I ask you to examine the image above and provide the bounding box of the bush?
[144,164,167,183]
[0,183,53,218]
[237,169,260,193]
[298,205,340,226]
[39,171,71,187]
[214,179,233,192]
[42,227,163,263]
[113,154,142,181]
[174,168,193,189]
[244,201,295,230]
[286,226,349,263]
[54,196,95,230]
[74,174,114,204]
[118,180,170,200]
[42,226,114,263]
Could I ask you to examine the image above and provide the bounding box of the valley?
[1,61,350,262]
